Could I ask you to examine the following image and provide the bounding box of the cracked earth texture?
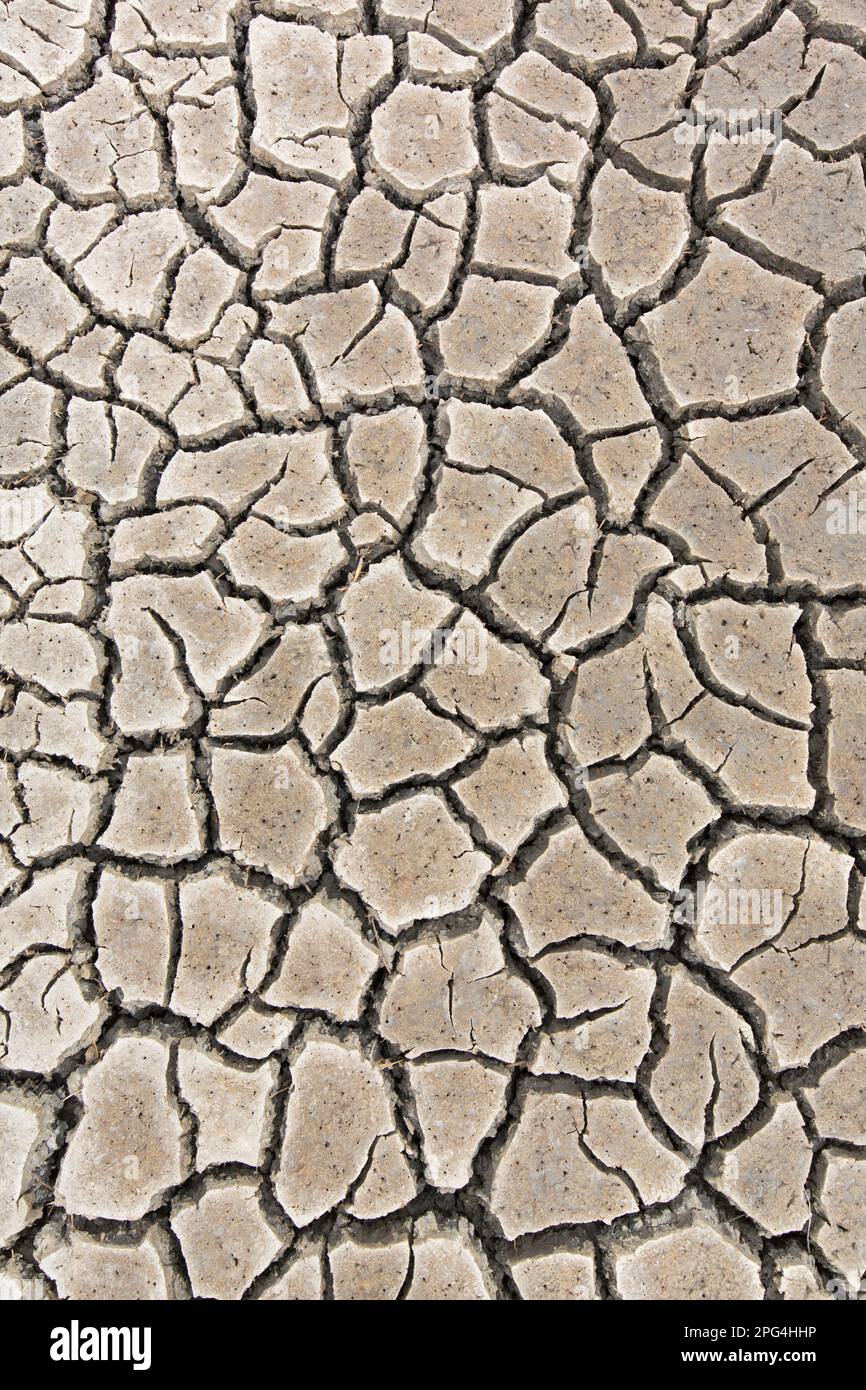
[0,0,864,1305]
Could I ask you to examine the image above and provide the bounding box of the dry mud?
[0,0,865,1302]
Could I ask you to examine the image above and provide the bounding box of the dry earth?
[0,0,864,1302]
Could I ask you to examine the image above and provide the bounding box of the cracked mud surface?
[0,0,865,1303]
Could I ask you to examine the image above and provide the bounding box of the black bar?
[2,1295,858,1377]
